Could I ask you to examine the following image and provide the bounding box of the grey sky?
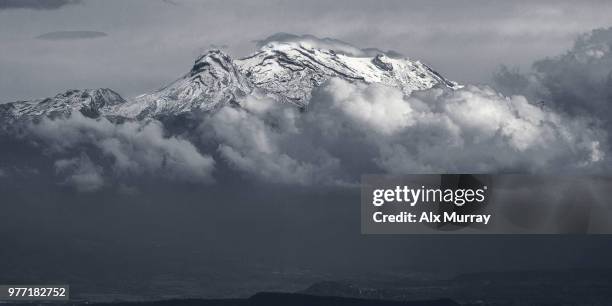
[1,0,612,102]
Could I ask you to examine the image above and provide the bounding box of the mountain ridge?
[0,88,125,121]
[1,37,460,120]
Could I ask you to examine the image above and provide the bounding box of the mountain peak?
[119,49,252,118]
[255,33,367,57]
[190,49,234,77]
[236,37,459,107]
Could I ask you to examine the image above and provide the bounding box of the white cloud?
[200,96,342,185]
[321,81,414,135]
[315,80,605,174]
[29,113,215,187]
[198,79,606,184]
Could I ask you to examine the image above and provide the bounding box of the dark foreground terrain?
[15,293,455,306]
[5,269,612,305]
[87,293,458,306]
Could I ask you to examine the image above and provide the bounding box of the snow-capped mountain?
[1,37,459,120]
[236,40,458,107]
[0,88,125,120]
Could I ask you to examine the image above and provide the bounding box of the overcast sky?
[2,0,612,102]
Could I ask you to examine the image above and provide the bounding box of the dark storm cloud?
[36,30,108,41]
[0,0,80,10]
[493,27,612,140]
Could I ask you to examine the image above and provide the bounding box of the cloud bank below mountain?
[24,113,215,190]
[200,80,605,186]
[4,78,605,192]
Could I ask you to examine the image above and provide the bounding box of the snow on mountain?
[2,36,459,120]
[236,40,459,107]
[114,50,252,119]
[0,88,125,120]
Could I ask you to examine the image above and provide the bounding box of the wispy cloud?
[0,0,81,10]
[36,31,108,41]
[161,0,180,6]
